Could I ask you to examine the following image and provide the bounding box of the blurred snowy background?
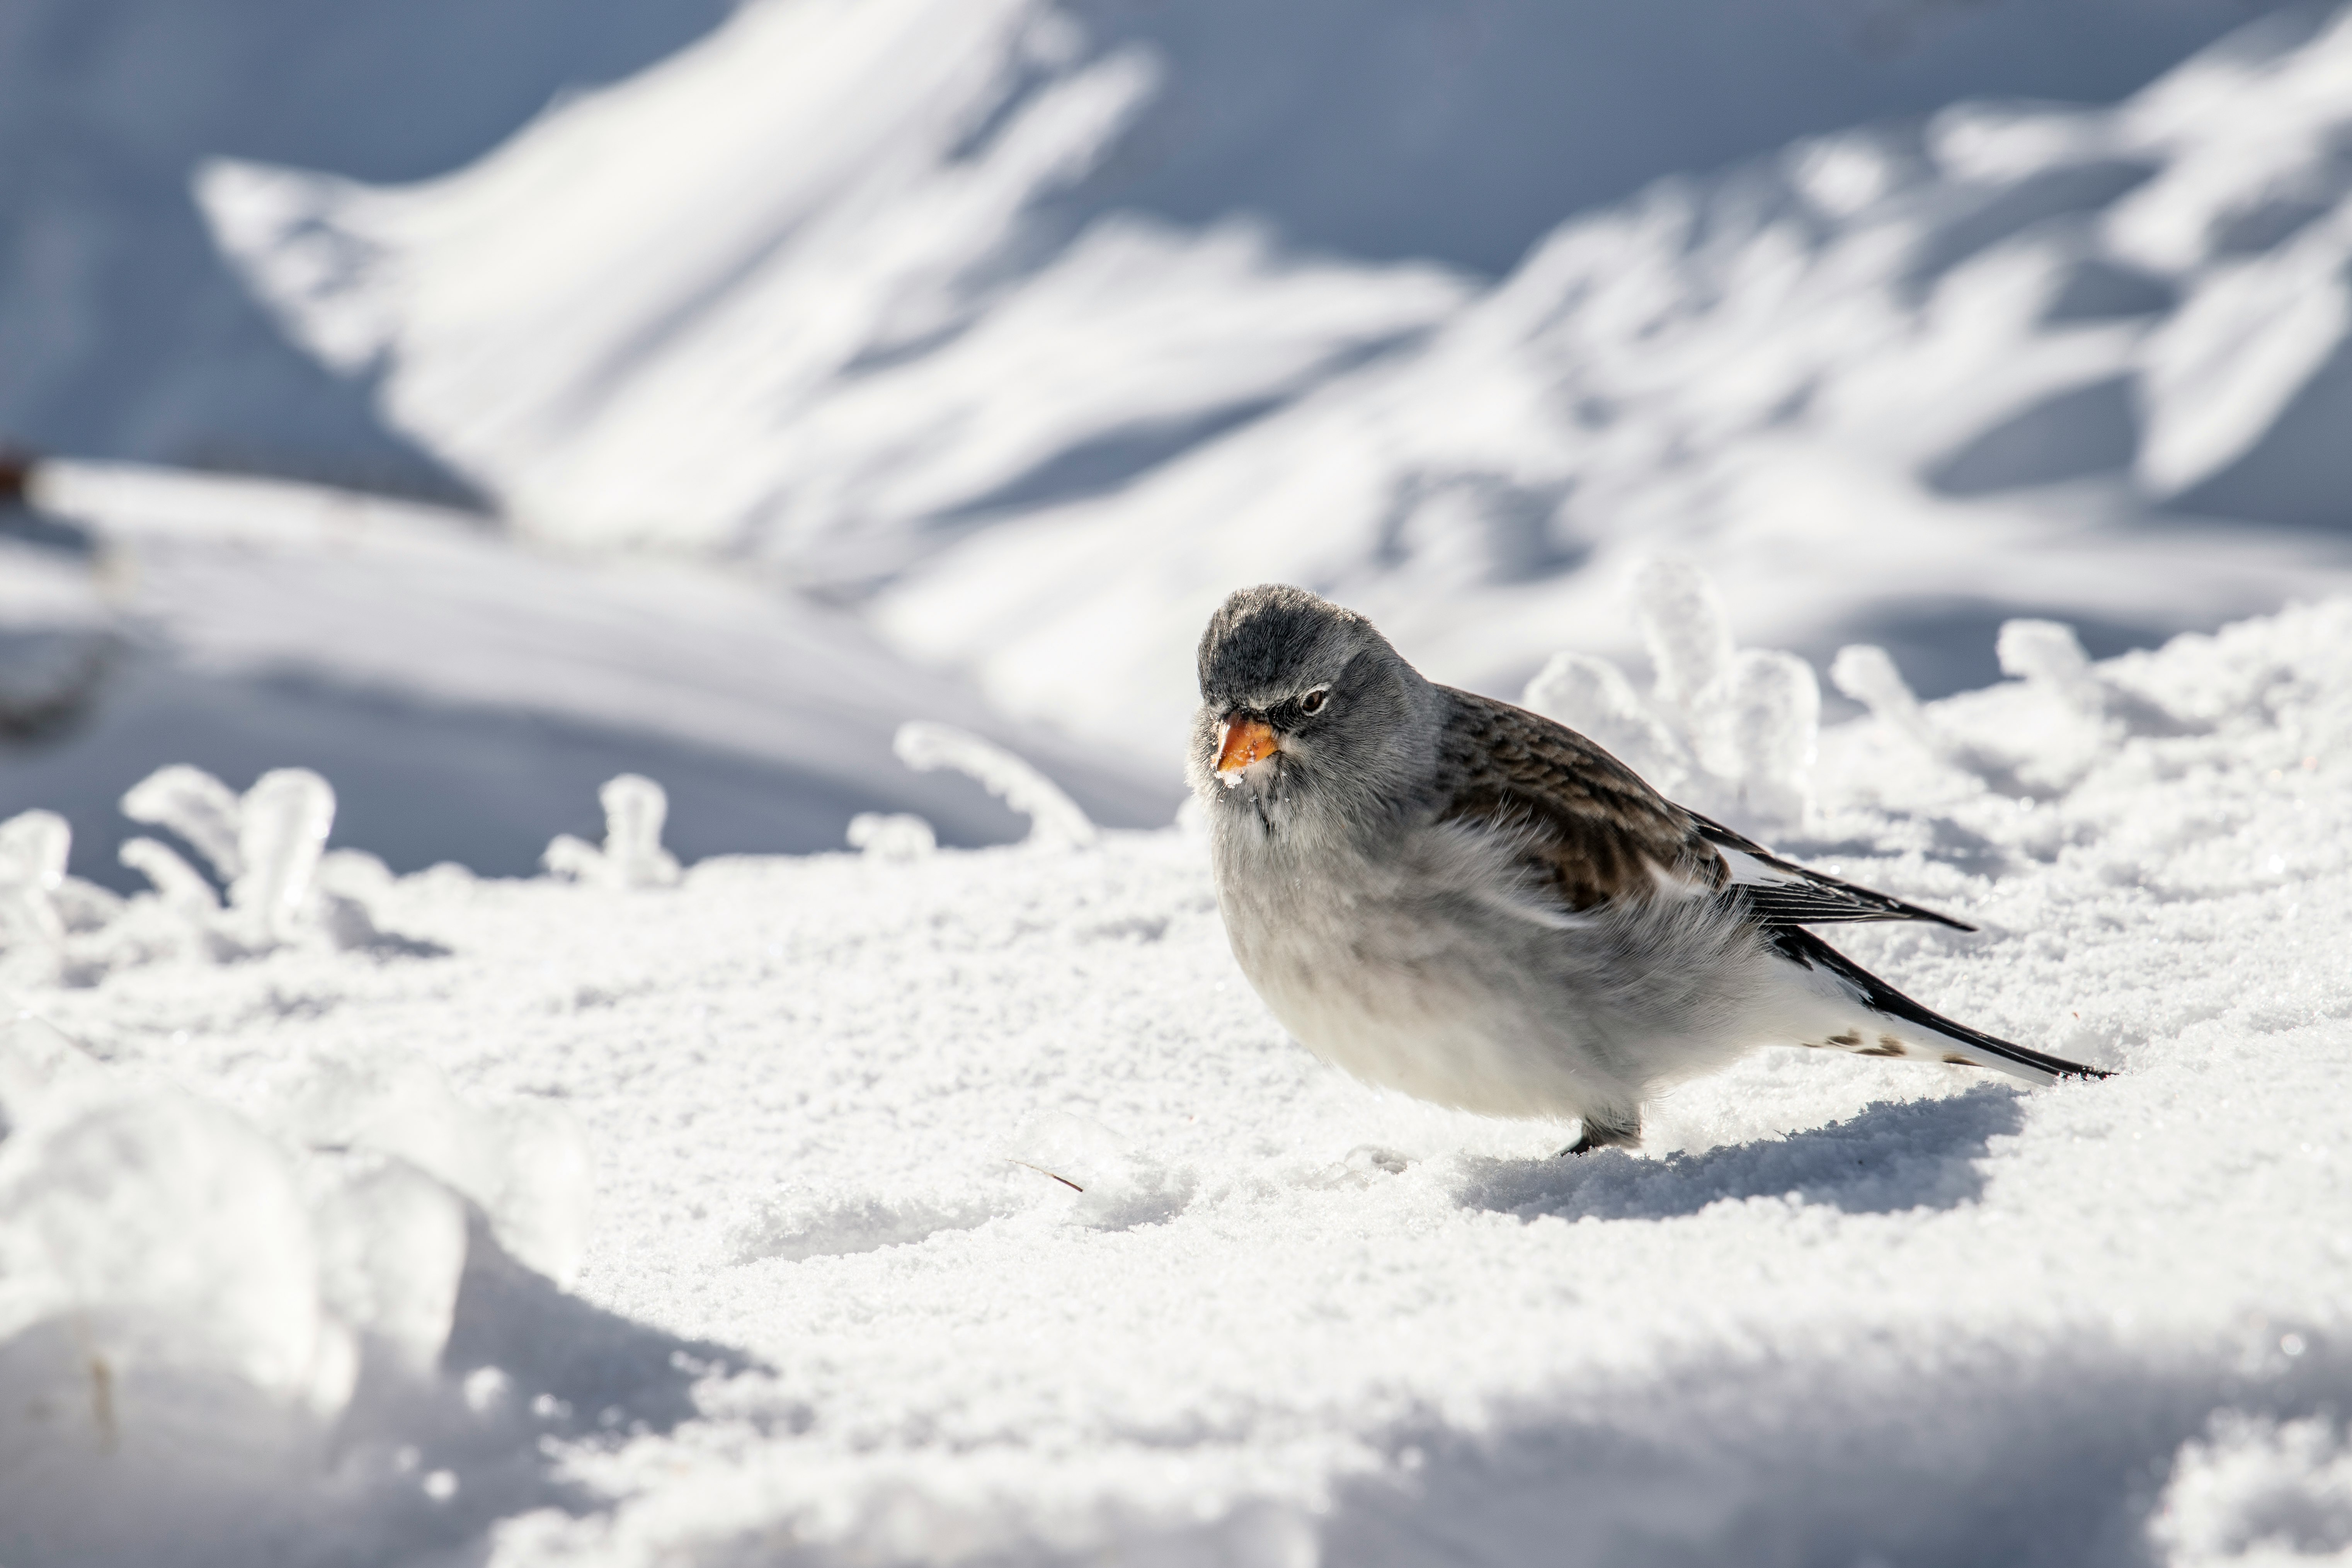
[7,0,2352,874]
[11,8,2352,1567]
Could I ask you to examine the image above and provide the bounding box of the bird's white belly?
[1209,815,1776,1124]
[1237,916,1627,1121]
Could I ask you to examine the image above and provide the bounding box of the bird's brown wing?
[1430,688,1721,912]
[1431,688,1975,930]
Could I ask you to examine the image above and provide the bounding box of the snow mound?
[846,812,938,860]
[0,1008,599,1568]
[0,1090,354,1565]
[5,461,1176,886]
[0,592,2348,1564]
[2156,1412,2352,1568]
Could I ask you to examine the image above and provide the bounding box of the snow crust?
[2,594,2348,1566]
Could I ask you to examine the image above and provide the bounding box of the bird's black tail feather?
[1765,924,2112,1082]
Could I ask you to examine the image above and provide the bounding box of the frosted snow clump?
[2153,1412,2352,1566]
[2,769,401,985]
[1521,556,1820,832]
[846,810,938,860]
[894,720,1098,848]
[543,773,683,889]
[262,1047,594,1287]
[0,809,71,947]
[111,764,387,960]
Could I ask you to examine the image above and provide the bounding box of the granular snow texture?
[4,599,2351,1567]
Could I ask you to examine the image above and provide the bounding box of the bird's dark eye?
[1300,688,1328,715]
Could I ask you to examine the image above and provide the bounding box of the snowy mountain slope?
[198,0,2291,570]
[15,1,2274,495]
[0,0,734,490]
[194,0,1474,565]
[0,463,1176,887]
[0,589,2348,1566]
[873,6,2352,766]
[204,3,2352,771]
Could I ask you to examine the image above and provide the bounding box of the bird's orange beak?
[1215,714,1279,783]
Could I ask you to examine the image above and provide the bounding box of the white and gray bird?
[1188,584,2105,1153]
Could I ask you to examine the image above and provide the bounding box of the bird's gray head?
[1190,585,1435,836]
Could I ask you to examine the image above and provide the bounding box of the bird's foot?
[1559,1117,1642,1157]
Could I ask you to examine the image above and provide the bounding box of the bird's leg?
[1559,1113,1642,1157]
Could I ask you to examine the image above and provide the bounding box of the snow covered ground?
[0,462,1174,888]
[7,8,2352,1556]
[3,587,2348,1567]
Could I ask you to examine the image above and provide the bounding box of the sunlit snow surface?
[4,598,2350,1567]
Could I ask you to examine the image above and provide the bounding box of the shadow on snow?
[1321,1328,2347,1568]
[1453,1084,2029,1222]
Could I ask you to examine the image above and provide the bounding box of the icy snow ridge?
[0,596,2349,1565]
[194,0,1467,563]
[1,0,2283,481]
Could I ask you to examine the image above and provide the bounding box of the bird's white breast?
[1209,818,1642,1120]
